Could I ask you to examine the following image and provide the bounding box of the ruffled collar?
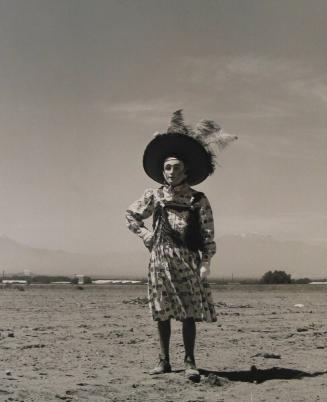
[164,182,190,195]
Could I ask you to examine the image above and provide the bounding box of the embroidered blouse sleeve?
[125,189,154,240]
[198,194,216,262]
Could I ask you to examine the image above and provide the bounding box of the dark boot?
[149,355,172,375]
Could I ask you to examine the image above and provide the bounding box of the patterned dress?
[126,183,217,322]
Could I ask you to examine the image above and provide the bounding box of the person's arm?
[125,189,155,249]
[198,194,216,279]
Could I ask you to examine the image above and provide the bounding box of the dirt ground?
[0,283,326,402]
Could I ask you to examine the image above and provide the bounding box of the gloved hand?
[200,260,211,280]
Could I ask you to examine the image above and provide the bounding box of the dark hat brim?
[143,133,213,186]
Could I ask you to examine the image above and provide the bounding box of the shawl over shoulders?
[126,184,216,261]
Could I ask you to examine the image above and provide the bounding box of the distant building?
[3,280,27,285]
[93,279,142,284]
[76,275,85,285]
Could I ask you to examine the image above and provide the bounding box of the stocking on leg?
[182,317,200,381]
[182,317,196,364]
[149,319,172,374]
[158,319,171,361]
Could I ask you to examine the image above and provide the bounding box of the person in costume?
[126,110,237,380]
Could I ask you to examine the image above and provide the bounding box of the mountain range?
[0,234,326,279]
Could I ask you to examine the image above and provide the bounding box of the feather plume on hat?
[167,109,192,135]
[145,110,238,185]
[165,110,238,166]
[193,118,238,169]
[194,119,238,151]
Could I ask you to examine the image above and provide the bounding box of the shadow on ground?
[198,366,327,384]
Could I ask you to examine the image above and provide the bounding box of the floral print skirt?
[147,241,217,322]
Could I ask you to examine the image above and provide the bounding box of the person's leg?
[182,317,200,381]
[158,319,171,361]
[149,319,172,374]
[182,317,196,363]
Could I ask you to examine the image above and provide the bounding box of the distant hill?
[0,235,136,278]
[0,234,326,279]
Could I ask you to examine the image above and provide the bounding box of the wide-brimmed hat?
[142,110,237,185]
[143,132,214,185]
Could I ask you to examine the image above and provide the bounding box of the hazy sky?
[0,0,326,254]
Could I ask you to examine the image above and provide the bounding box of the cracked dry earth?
[0,284,327,402]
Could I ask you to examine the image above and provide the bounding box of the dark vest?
[152,191,205,252]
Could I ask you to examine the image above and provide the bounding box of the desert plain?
[0,283,326,402]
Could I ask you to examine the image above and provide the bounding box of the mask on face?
[163,157,187,187]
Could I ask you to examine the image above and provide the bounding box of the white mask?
[163,157,187,187]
